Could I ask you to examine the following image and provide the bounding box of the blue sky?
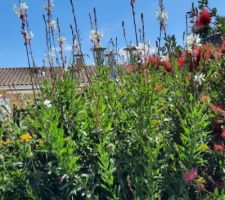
[0,0,225,67]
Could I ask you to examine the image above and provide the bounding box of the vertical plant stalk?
[157,0,167,57]
[185,13,189,46]
[56,18,65,69]
[93,7,98,32]
[69,0,85,65]
[17,0,37,103]
[89,13,94,30]
[130,0,138,46]
[122,21,128,46]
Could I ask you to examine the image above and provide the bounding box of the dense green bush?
[1,55,225,199]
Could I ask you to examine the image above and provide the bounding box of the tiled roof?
[0,67,97,87]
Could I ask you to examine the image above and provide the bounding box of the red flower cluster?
[160,60,173,72]
[213,143,225,152]
[177,53,186,69]
[195,9,211,28]
[182,168,198,183]
[146,54,160,67]
[146,55,173,72]
[211,103,225,114]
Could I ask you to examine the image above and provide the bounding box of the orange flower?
[20,134,32,143]
[200,95,211,104]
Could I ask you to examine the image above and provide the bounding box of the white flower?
[58,36,66,45]
[136,43,150,53]
[28,31,34,39]
[20,2,28,10]
[186,33,201,52]
[194,73,205,86]
[89,30,104,46]
[22,30,34,43]
[49,20,57,29]
[164,118,172,122]
[44,100,52,108]
[156,10,168,22]
[13,2,28,17]
[43,0,54,11]
[168,97,172,102]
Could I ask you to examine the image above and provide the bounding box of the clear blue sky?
[0,0,224,67]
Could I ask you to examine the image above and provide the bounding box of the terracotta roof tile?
[0,67,97,87]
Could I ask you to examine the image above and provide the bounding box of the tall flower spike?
[13,2,28,18]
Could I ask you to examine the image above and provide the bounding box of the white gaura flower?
[89,30,104,46]
[156,10,168,22]
[58,36,66,45]
[43,0,54,11]
[20,2,28,10]
[13,2,28,17]
[49,20,57,29]
[186,33,201,52]
[22,30,34,44]
[44,100,52,108]
[194,73,205,86]
[28,31,34,39]
[136,43,150,53]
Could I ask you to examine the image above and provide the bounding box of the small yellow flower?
[4,139,11,145]
[20,134,32,143]
[37,139,44,146]
[154,84,164,93]
[198,143,209,152]
[0,139,11,145]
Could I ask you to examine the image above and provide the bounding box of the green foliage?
[1,59,225,199]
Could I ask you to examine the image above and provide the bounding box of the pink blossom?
[182,168,197,183]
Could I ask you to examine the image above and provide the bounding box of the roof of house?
[0,67,97,87]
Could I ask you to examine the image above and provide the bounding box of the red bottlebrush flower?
[146,54,160,67]
[211,103,225,113]
[213,143,225,152]
[182,168,198,183]
[201,44,212,61]
[211,103,225,118]
[213,48,222,60]
[195,9,211,28]
[177,53,186,69]
[193,46,201,61]
[160,60,173,72]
